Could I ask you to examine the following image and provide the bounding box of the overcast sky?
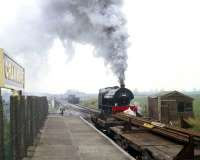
[0,0,200,94]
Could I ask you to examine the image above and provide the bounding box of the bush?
[187,117,200,131]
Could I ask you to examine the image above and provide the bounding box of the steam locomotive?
[98,84,137,115]
[91,84,138,131]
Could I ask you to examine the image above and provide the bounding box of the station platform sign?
[0,48,25,90]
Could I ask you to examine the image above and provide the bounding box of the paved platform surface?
[27,116,134,160]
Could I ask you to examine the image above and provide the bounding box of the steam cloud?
[0,0,129,86]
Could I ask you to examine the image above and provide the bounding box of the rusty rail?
[113,113,200,144]
[68,104,200,144]
[68,103,100,114]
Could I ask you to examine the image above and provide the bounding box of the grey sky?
[0,0,200,93]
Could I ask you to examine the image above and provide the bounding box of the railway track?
[73,104,100,114]
[66,103,200,160]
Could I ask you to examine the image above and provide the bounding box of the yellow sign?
[0,48,25,90]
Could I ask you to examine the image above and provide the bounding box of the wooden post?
[29,96,34,145]
[24,96,28,155]
[19,96,25,158]
[27,96,33,146]
[26,96,29,147]
[0,89,4,160]
[16,96,22,160]
[32,97,36,140]
[10,96,19,160]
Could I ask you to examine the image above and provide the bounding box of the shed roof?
[154,91,194,100]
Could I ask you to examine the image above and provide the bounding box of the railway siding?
[59,103,200,160]
[72,103,199,159]
[110,126,183,160]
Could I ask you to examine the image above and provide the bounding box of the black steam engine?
[91,84,136,132]
[98,84,134,115]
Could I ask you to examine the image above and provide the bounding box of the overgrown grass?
[187,117,200,131]
[80,98,98,109]
[193,96,200,117]
[131,96,148,116]
[186,96,200,131]
[132,96,148,107]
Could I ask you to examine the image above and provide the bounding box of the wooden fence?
[0,95,48,160]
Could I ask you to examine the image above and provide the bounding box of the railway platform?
[24,115,134,160]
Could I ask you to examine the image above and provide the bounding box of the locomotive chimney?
[120,79,125,88]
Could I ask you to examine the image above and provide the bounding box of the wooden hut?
[148,91,193,123]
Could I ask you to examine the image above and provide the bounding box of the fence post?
[16,96,22,160]
[10,96,19,160]
[24,96,28,156]
[0,91,4,160]
[29,96,34,145]
[26,96,31,146]
[19,96,25,158]
[32,97,36,141]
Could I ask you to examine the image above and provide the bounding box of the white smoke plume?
[0,0,129,86]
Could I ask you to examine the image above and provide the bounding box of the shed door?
[161,104,169,123]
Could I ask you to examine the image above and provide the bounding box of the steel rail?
[113,113,200,144]
[67,104,200,144]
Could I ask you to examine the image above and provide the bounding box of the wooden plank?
[110,126,183,159]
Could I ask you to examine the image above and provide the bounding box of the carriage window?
[177,102,184,112]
